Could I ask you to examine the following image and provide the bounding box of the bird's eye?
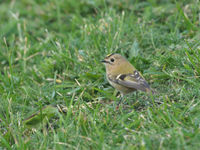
[110,58,115,62]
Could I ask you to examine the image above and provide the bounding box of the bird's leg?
[117,93,124,107]
[136,92,138,100]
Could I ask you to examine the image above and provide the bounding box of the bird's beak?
[101,60,109,63]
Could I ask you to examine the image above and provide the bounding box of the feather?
[109,70,151,92]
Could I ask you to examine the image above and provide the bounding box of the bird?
[101,53,154,106]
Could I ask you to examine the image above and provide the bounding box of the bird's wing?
[111,70,151,92]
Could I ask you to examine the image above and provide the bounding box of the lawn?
[0,0,200,149]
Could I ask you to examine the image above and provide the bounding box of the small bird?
[101,53,154,106]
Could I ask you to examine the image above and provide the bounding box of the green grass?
[0,0,200,149]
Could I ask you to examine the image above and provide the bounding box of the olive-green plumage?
[102,53,153,95]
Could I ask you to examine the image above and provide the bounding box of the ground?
[0,0,200,149]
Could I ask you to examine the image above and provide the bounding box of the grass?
[0,0,200,149]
